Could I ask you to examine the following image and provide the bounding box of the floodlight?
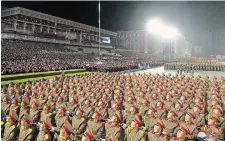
[146,19,164,34]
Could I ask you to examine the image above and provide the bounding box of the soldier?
[39,92,47,107]
[126,116,146,141]
[19,97,30,122]
[126,105,139,126]
[9,95,20,115]
[1,109,6,137]
[170,125,195,141]
[57,120,74,141]
[164,93,174,111]
[155,100,167,118]
[2,110,19,141]
[82,99,94,119]
[86,110,105,140]
[66,96,78,116]
[30,99,41,123]
[95,100,109,121]
[1,93,11,115]
[143,107,157,131]
[193,104,206,127]
[55,104,69,128]
[55,96,64,111]
[105,113,122,141]
[40,103,53,123]
[36,117,52,141]
[70,108,87,140]
[139,98,150,116]
[162,109,179,137]
[147,120,169,141]
[18,113,36,141]
[174,101,186,121]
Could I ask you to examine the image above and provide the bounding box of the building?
[1,7,117,54]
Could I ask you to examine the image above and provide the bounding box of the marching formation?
[1,72,225,141]
[164,63,225,72]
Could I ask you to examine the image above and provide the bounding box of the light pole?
[98,0,101,60]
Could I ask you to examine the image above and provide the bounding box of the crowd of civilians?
[1,39,166,74]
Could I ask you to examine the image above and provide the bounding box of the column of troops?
[1,72,225,141]
[164,63,225,72]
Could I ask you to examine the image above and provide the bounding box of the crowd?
[1,39,166,74]
[1,72,225,141]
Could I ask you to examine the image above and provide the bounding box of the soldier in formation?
[1,72,225,140]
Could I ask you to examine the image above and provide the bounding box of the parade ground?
[133,66,225,78]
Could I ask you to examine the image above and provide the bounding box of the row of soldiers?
[1,72,225,141]
[164,63,225,72]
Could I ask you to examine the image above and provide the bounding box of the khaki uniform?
[86,119,105,139]
[30,109,41,123]
[1,103,10,115]
[18,107,29,121]
[9,105,20,115]
[83,106,94,119]
[40,111,53,123]
[105,121,122,141]
[139,105,149,116]
[143,115,157,130]
[96,107,109,120]
[55,115,69,127]
[156,108,167,119]
[57,135,72,141]
[162,118,179,137]
[71,116,87,140]
[18,126,35,141]
[148,130,169,141]
[36,131,51,141]
[126,126,146,141]
[2,122,19,141]
[194,113,206,127]
[66,103,78,115]
[164,101,174,111]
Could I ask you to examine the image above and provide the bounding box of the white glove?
[66,111,70,114]
[53,110,56,114]
[121,123,127,129]
[162,131,167,135]
[36,122,41,127]
[99,138,106,141]
[141,126,146,131]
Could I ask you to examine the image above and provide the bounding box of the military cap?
[94,110,101,117]
[209,115,219,122]
[23,113,32,124]
[155,120,165,129]
[43,117,52,129]
[133,116,141,126]
[33,99,41,107]
[8,110,19,121]
[62,120,74,133]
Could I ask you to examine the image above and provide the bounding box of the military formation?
[164,63,225,72]
[1,72,225,141]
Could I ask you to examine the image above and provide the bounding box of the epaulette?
[6,122,10,125]
[200,114,205,117]
[148,130,154,134]
[139,130,144,134]
[48,113,52,116]
[12,125,15,129]
[81,117,85,121]
[171,137,178,140]
[128,126,132,130]
[162,134,168,139]
[28,128,32,132]
[220,117,225,120]
[1,121,4,125]
[45,134,49,139]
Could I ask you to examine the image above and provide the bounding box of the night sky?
[2,1,225,35]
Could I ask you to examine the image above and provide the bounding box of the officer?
[70,108,87,140]
[2,110,19,141]
[147,120,169,141]
[36,117,52,141]
[126,105,139,126]
[9,95,20,115]
[105,113,122,141]
[126,116,146,141]
[86,110,105,140]
[1,93,11,115]
[18,113,36,141]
